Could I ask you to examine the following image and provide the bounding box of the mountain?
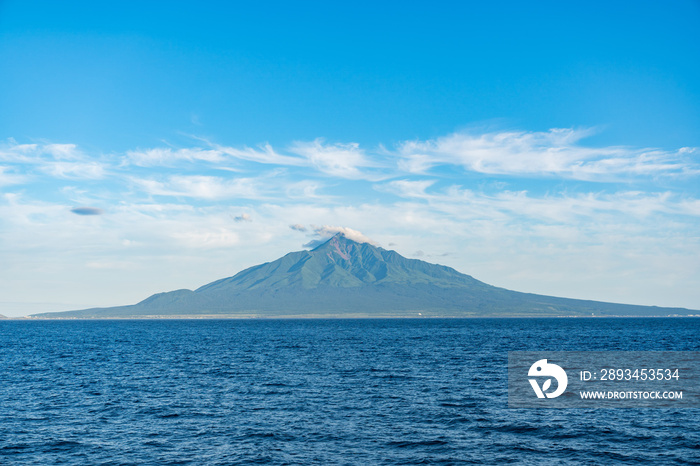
[32,233,696,318]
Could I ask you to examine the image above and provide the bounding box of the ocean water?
[0,318,698,465]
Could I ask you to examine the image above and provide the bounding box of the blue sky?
[1,1,699,316]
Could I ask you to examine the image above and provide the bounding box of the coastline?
[13,314,700,320]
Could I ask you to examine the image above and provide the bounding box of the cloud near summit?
[298,225,377,249]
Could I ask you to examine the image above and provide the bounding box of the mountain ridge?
[31,233,697,318]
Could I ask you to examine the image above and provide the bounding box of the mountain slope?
[197,234,487,292]
[32,234,696,318]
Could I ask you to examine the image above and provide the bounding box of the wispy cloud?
[289,139,380,179]
[0,166,26,186]
[40,161,106,179]
[125,147,228,167]
[1,140,108,180]
[170,228,241,249]
[284,180,328,200]
[3,131,699,188]
[124,139,380,179]
[215,142,306,166]
[5,129,689,190]
[396,128,698,180]
[0,142,83,162]
[380,179,700,223]
[131,175,267,200]
[381,179,437,198]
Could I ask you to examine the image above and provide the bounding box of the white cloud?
[379,179,700,224]
[397,128,697,180]
[43,143,82,160]
[0,141,106,180]
[0,166,26,186]
[123,139,378,179]
[131,175,265,200]
[125,147,227,166]
[10,129,688,191]
[381,179,436,198]
[170,228,240,249]
[40,161,106,179]
[3,132,698,188]
[85,261,136,270]
[0,141,83,162]
[216,142,306,166]
[0,143,37,163]
[284,180,327,200]
[301,225,378,248]
[290,139,377,179]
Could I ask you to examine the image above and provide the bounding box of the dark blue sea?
[1,318,699,465]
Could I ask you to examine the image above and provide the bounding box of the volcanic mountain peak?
[31,232,697,318]
[321,233,353,260]
[195,233,475,293]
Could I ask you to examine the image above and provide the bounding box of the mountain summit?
[198,234,485,292]
[33,233,695,318]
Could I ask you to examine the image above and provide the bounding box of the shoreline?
[10,314,700,321]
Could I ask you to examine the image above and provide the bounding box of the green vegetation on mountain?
[32,234,696,318]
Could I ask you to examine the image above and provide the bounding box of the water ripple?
[0,318,698,464]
